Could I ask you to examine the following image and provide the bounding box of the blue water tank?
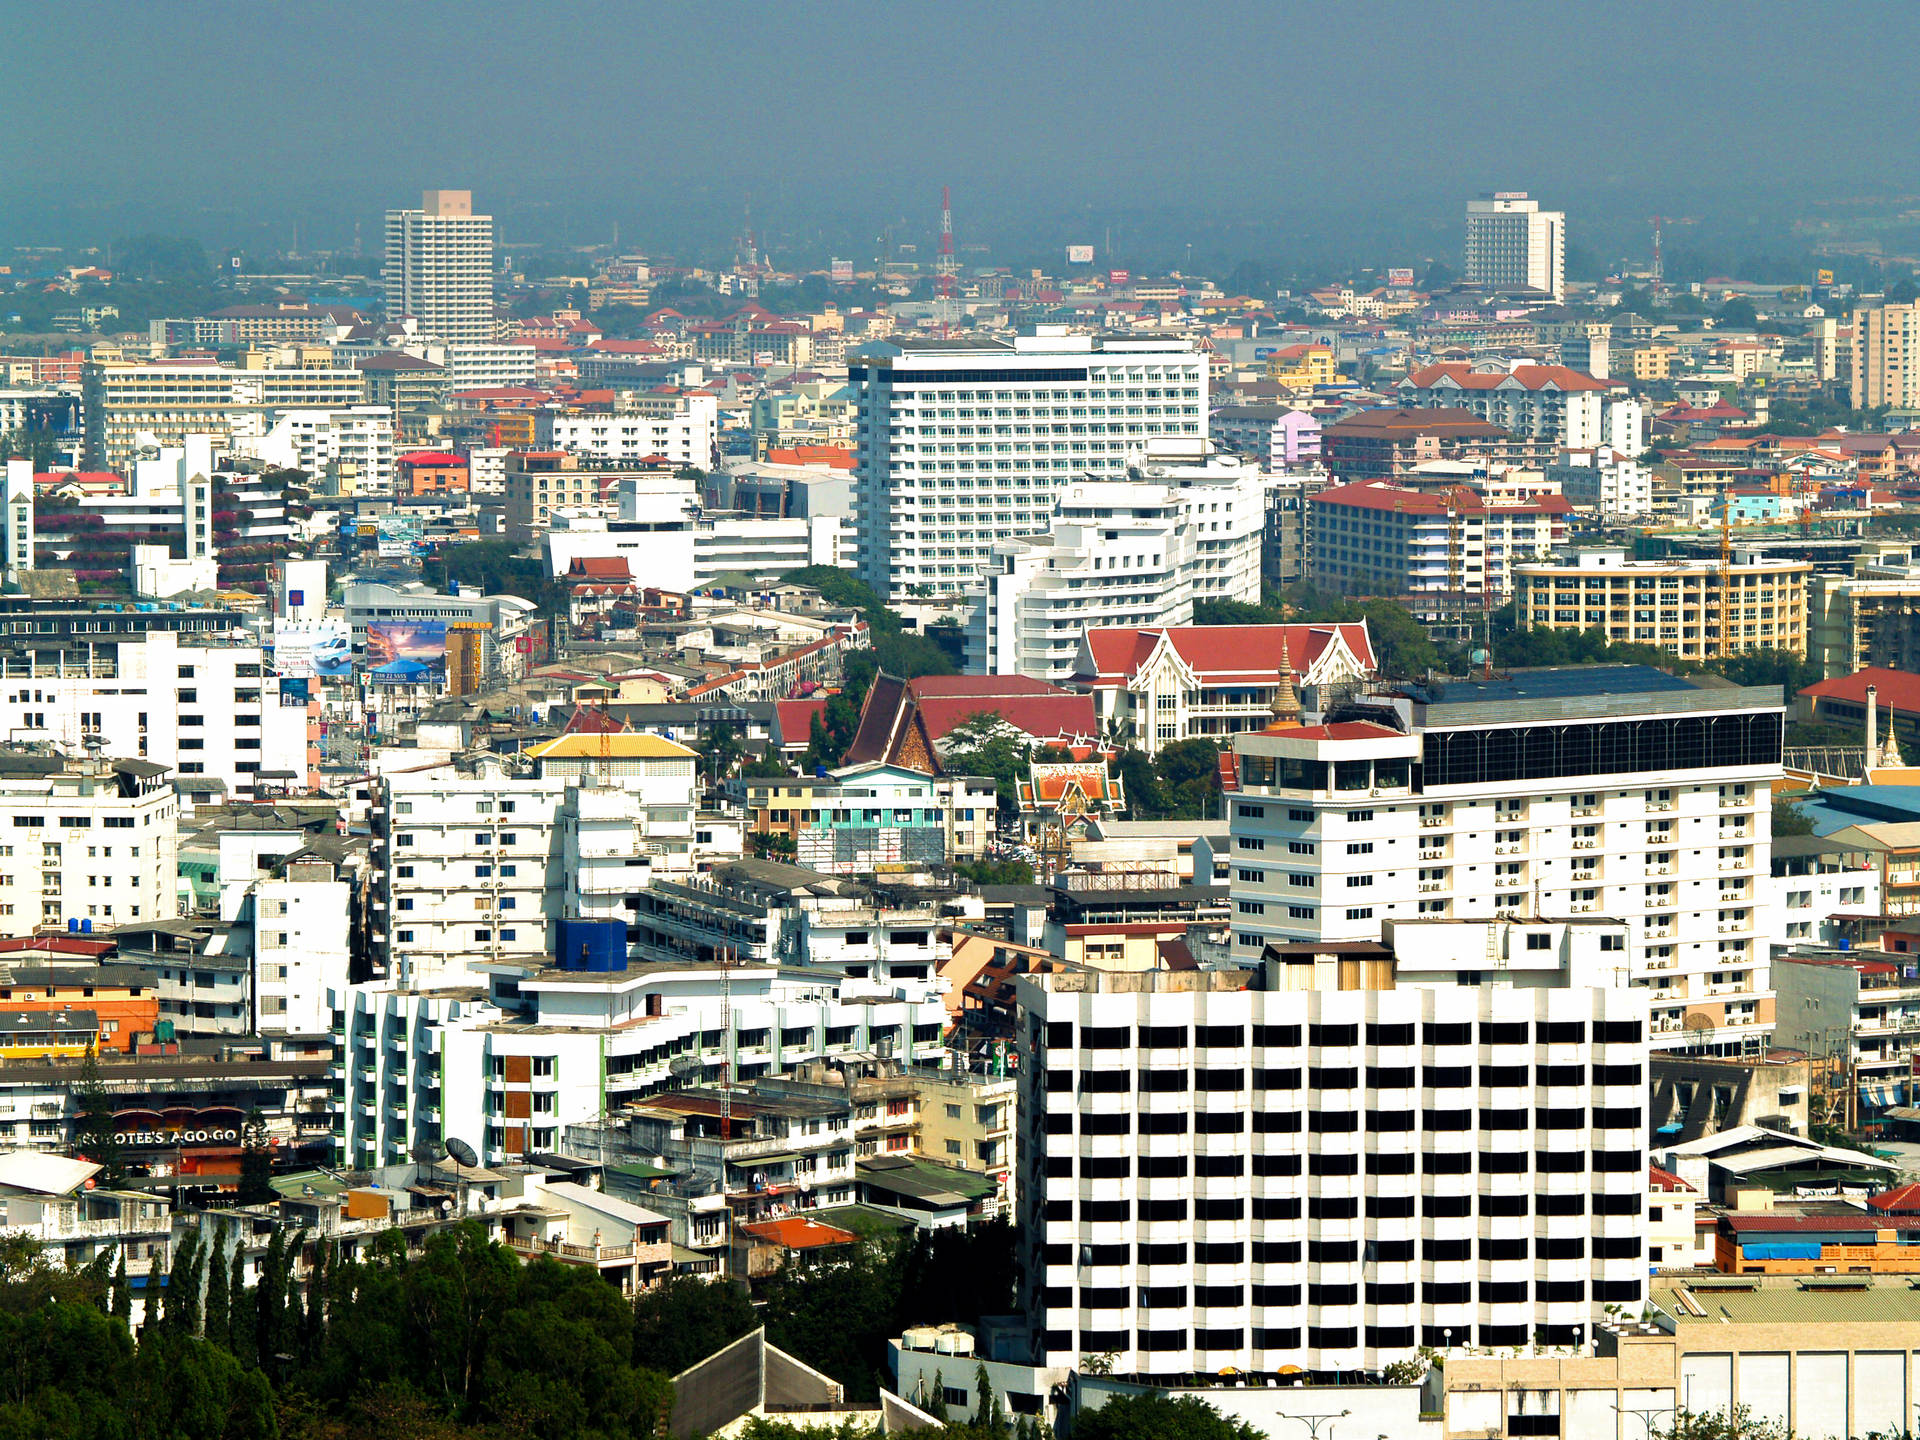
[67,918,78,934]
[80,918,91,934]
[555,917,625,972]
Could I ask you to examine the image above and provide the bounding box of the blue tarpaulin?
[1739,1242,1823,1260]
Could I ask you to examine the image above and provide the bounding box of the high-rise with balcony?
[849,327,1207,602]
[1224,665,1784,1054]
[1850,301,1920,410]
[1016,943,1650,1381]
[1464,192,1565,303]
[383,189,495,343]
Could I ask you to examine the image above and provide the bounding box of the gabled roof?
[527,733,697,762]
[1313,480,1573,516]
[1404,363,1611,393]
[1801,668,1920,715]
[1074,623,1375,688]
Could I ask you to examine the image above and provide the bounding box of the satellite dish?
[445,1137,480,1168]
[411,1139,447,1166]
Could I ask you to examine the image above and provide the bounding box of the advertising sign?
[366,620,447,686]
[1816,268,1835,287]
[1388,267,1416,288]
[1067,244,1095,265]
[272,618,352,679]
[1108,269,1131,286]
[280,677,311,707]
[830,258,854,282]
[115,1105,245,1149]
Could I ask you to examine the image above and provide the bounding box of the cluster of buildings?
[19,183,1920,1440]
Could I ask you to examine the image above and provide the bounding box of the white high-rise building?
[383,189,495,344]
[964,441,1264,682]
[850,328,1207,602]
[1016,950,1650,1380]
[1464,192,1566,303]
[1226,666,1783,1053]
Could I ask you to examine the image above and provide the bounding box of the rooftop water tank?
[554,917,625,973]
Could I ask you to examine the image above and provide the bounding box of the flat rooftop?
[1407,665,1700,707]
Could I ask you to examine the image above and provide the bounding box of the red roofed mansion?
[1070,622,1375,755]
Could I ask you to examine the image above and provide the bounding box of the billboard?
[1067,244,1095,265]
[272,618,352,679]
[830,258,854,282]
[1388,267,1415,288]
[366,620,447,686]
[1108,269,1130,286]
[1816,268,1835,287]
[280,677,311,708]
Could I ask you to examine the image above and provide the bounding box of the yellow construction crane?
[1715,515,1733,660]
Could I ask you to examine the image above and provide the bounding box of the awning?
[1884,1106,1920,1123]
[1657,1122,1685,1135]
[1740,1242,1823,1260]
[1861,1082,1908,1108]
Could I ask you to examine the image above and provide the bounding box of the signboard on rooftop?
[1067,245,1094,265]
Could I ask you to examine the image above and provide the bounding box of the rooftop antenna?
[936,185,958,337]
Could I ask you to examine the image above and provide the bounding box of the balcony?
[1419,882,1444,893]
[1571,806,1600,818]
[1419,846,1447,861]
[1573,839,1597,850]
[1719,796,1752,810]
[1420,818,1449,831]
[1646,801,1675,813]
[1719,859,1751,873]
[503,1234,673,1269]
[1646,896,1677,910]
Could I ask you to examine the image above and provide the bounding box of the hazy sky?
[5,0,1917,269]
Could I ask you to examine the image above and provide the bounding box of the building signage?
[118,1126,241,1148]
[1388,267,1415,288]
[1067,245,1095,265]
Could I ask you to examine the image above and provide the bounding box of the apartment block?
[963,442,1265,682]
[1225,665,1783,1052]
[1512,549,1811,661]
[1015,961,1648,1379]
[1308,481,1571,599]
[1851,301,1920,411]
[538,393,719,471]
[0,755,179,937]
[1464,192,1565,302]
[850,329,1207,602]
[82,361,366,473]
[1398,365,1633,452]
[383,189,495,344]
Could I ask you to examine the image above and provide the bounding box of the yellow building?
[1620,343,1677,381]
[1852,301,1920,410]
[1513,547,1811,660]
[1263,343,1338,390]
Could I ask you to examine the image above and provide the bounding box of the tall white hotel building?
[1014,664,1784,1381]
[849,328,1207,602]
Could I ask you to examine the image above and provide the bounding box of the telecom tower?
[936,185,958,335]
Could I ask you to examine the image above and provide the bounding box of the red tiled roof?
[918,693,1096,746]
[1267,721,1404,741]
[1312,481,1573,517]
[1650,1164,1696,1193]
[1800,668,1920,715]
[740,1217,857,1250]
[774,698,828,747]
[567,556,632,582]
[1077,623,1375,687]
[1870,1182,1920,1214]
[1405,363,1611,393]
[397,451,465,467]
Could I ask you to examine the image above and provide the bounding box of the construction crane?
[1715,515,1733,660]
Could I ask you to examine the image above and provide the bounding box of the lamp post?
[1282,1410,1350,1440]
[1614,1399,1675,1440]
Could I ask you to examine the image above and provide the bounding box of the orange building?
[0,963,158,1053]
[397,450,470,496]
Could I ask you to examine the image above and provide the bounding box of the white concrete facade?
[851,330,1208,602]
[1015,968,1649,1379]
[1226,676,1783,1052]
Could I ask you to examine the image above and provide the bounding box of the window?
[1346,841,1373,855]
[1346,907,1373,920]
[1346,874,1373,888]
[1526,933,1551,951]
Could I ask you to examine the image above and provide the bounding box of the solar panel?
[1419,666,1697,706]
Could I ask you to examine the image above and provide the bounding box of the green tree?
[1153,739,1222,820]
[873,631,957,679]
[162,1229,204,1339]
[1653,1404,1789,1440]
[1773,797,1816,837]
[699,723,745,786]
[226,1242,251,1369]
[73,1047,126,1190]
[761,1240,904,1402]
[954,858,1035,886]
[1072,1392,1267,1440]
[204,1224,230,1352]
[972,1361,1007,1439]
[111,1247,131,1325]
[1192,598,1279,626]
[631,1273,757,1376]
[939,714,1033,823]
[237,1110,274,1206]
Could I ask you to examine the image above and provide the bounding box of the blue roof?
[1798,784,1920,835]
